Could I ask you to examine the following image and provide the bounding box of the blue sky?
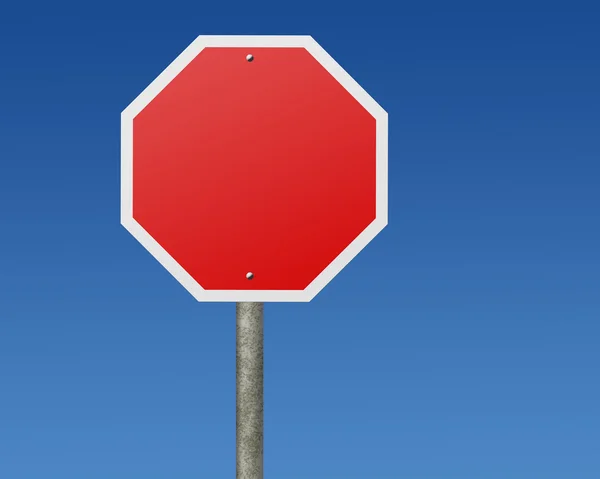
[1,2,599,478]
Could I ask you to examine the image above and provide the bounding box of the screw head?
[246,54,254,62]
[246,272,254,280]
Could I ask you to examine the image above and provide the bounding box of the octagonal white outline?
[121,35,388,302]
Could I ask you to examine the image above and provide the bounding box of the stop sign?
[121,35,387,302]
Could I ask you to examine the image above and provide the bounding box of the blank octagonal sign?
[121,35,388,302]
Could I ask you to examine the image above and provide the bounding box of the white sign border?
[121,35,388,302]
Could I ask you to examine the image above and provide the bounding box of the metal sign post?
[236,302,264,479]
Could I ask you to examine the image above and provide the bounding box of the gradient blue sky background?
[1,2,599,478]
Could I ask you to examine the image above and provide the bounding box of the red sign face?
[121,36,387,302]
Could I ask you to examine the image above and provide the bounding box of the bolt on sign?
[121,36,388,302]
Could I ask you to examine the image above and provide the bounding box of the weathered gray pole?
[236,302,264,479]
